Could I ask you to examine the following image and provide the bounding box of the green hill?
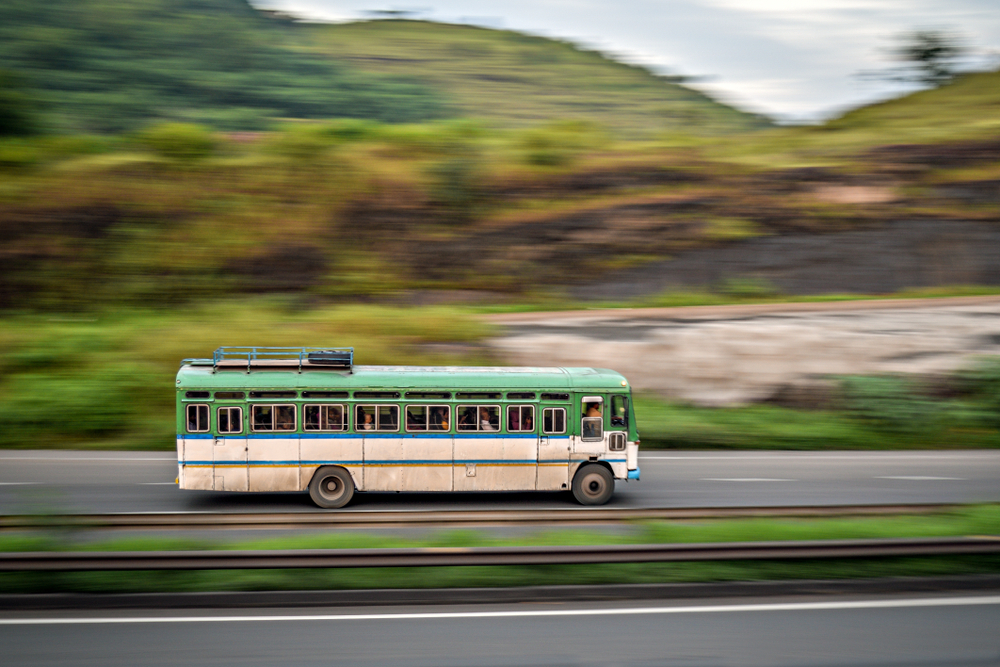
[302,19,770,137]
[0,0,447,132]
[0,0,768,135]
[716,69,1000,166]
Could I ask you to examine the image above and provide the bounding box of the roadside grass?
[1,505,997,593]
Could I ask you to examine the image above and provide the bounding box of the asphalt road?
[3,594,999,666]
[1,450,999,515]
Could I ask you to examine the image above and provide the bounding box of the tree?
[889,31,966,86]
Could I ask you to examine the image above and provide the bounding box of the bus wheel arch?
[308,466,355,509]
[571,463,614,505]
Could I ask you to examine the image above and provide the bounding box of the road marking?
[137,482,178,485]
[875,476,966,481]
[2,596,998,625]
[0,482,38,486]
[701,478,795,482]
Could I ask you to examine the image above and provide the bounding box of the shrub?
[136,122,216,161]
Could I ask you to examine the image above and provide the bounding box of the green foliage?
[841,375,940,435]
[519,120,606,166]
[0,0,448,132]
[0,69,40,136]
[136,122,216,161]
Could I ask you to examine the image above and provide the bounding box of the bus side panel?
[536,436,570,491]
[248,436,298,492]
[300,435,363,491]
[401,435,452,491]
[454,435,534,491]
[179,435,214,490]
[364,435,404,491]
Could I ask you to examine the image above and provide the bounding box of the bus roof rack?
[210,347,354,374]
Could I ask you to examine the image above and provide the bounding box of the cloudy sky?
[259,0,1000,122]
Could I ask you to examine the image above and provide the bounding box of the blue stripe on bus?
[180,458,623,467]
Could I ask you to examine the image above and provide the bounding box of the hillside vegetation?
[302,19,770,137]
[0,1,764,135]
[0,0,447,132]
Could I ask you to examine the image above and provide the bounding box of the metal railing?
[1,537,997,572]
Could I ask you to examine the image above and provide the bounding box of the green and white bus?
[176,347,640,508]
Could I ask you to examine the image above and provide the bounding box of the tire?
[308,466,355,509]
[571,463,614,505]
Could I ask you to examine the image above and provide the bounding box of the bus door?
[576,395,606,455]
[609,394,630,466]
[213,404,248,492]
[537,400,571,491]
[359,405,403,492]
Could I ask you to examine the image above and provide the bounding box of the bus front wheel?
[309,466,355,509]
[572,464,614,505]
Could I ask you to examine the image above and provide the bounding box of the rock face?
[575,220,1000,300]
[488,298,1000,406]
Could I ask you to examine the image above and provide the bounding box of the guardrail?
[0,504,963,532]
[2,537,998,571]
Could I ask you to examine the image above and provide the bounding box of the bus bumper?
[627,468,640,481]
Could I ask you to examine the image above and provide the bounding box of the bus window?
[305,404,345,431]
[217,406,243,434]
[507,405,535,432]
[252,404,296,432]
[187,404,209,433]
[406,405,450,432]
[611,395,629,427]
[581,396,604,441]
[542,407,566,434]
[356,405,399,432]
[457,405,499,432]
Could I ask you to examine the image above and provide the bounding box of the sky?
[258,0,1000,123]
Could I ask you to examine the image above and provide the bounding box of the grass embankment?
[2,505,997,594]
[1,299,999,451]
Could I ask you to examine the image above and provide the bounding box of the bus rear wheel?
[572,464,614,505]
[309,466,355,509]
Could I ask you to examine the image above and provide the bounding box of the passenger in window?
[586,402,602,418]
[359,411,374,431]
[431,407,449,431]
[479,407,496,431]
[523,413,533,431]
[458,407,476,430]
[509,408,519,431]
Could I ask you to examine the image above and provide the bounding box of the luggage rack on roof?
[203,347,354,374]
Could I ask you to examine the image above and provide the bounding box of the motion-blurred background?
[2,0,999,453]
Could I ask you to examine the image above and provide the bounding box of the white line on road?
[0,482,39,486]
[701,478,795,482]
[137,482,178,486]
[2,596,998,625]
[875,476,966,481]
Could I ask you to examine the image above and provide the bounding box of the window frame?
[216,406,243,434]
[456,404,501,432]
[542,407,567,435]
[251,404,297,432]
[506,404,536,433]
[355,404,400,433]
[304,404,347,432]
[186,404,210,433]
[405,404,451,433]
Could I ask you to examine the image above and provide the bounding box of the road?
[1,450,999,515]
[3,594,999,666]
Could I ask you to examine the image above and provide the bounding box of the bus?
[176,347,640,508]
